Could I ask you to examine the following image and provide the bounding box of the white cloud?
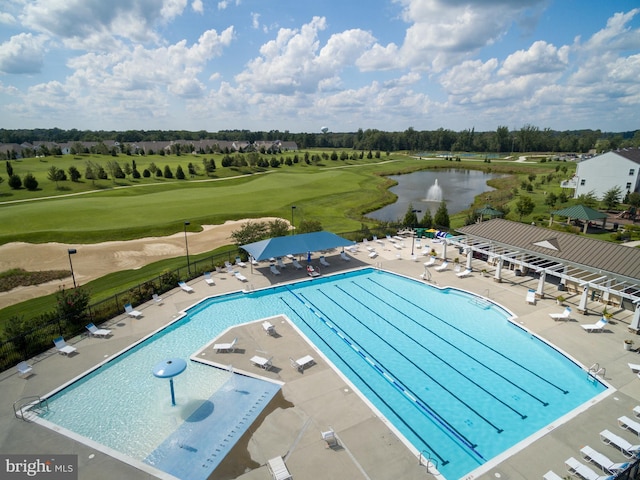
[0,33,46,74]
[251,12,260,29]
[192,0,204,14]
[500,41,569,76]
[0,12,17,25]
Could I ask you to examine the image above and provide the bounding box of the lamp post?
[68,248,77,288]
[291,205,296,235]
[184,221,191,275]
[411,209,421,256]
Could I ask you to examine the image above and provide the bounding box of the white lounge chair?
[17,361,34,378]
[213,337,238,353]
[628,364,640,373]
[262,321,276,336]
[340,251,351,261]
[307,265,320,277]
[124,303,142,318]
[565,456,611,480]
[526,289,536,305]
[290,354,315,372]
[457,268,472,278]
[321,428,339,448]
[235,256,246,267]
[543,471,564,480]
[277,257,286,269]
[618,415,640,435]
[600,429,640,458]
[634,405,640,418]
[250,256,259,266]
[549,307,571,321]
[53,337,77,356]
[270,265,281,275]
[86,322,111,338]
[580,445,629,474]
[292,258,303,269]
[204,272,215,285]
[267,456,292,480]
[234,271,248,282]
[424,257,436,267]
[152,293,163,305]
[434,261,449,272]
[581,318,608,333]
[368,251,378,258]
[178,281,194,293]
[319,256,330,267]
[250,354,273,370]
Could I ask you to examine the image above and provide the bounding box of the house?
[569,148,640,199]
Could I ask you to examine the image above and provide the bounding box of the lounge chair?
[250,354,273,370]
[213,337,238,353]
[549,307,571,321]
[319,256,330,267]
[581,318,608,333]
[53,337,77,356]
[634,405,640,418]
[424,257,436,267]
[526,289,536,305]
[204,272,215,285]
[235,256,246,267]
[368,250,378,259]
[262,321,276,336]
[580,445,629,474]
[152,293,163,305]
[543,471,564,480]
[434,261,449,272]
[178,281,194,293]
[457,268,472,278]
[340,251,350,261]
[307,265,320,277]
[565,456,612,480]
[277,257,286,269]
[618,415,640,435]
[290,354,315,372]
[124,303,142,318]
[234,271,248,282]
[600,429,640,458]
[17,361,34,378]
[373,235,383,245]
[270,265,281,275]
[250,256,259,266]
[628,364,640,373]
[267,456,292,480]
[321,427,339,448]
[86,322,111,338]
[289,258,302,269]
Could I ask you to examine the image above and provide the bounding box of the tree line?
[1,125,638,154]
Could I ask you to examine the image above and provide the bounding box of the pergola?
[549,205,608,233]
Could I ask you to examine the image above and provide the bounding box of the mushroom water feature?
[153,358,187,407]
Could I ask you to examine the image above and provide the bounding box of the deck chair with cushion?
[320,256,330,267]
[424,257,436,267]
[277,257,286,269]
[292,258,303,269]
[321,427,339,448]
[600,429,640,458]
[435,261,449,272]
[549,307,571,321]
[628,364,640,374]
[213,337,238,353]
[152,293,163,305]
[542,471,564,480]
[368,250,378,259]
[262,321,276,336]
[565,456,612,480]
[17,361,34,378]
[526,289,536,305]
[340,251,351,261]
[456,268,472,278]
[580,445,629,474]
[307,265,320,277]
[267,456,292,480]
[53,337,77,356]
[124,303,142,318]
[581,318,607,333]
[86,323,112,338]
[270,265,281,275]
[234,271,248,282]
[204,272,215,285]
[250,354,273,370]
[235,256,246,267]
[618,415,640,435]
[178,281,194,293]
[290,355,315,372]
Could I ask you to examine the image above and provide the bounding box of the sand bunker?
[0,218,280,310]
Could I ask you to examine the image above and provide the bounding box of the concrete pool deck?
[2,238,640,480]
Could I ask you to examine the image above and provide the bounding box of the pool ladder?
[13,395,48,422]
[418,450,438,474]
[588,363,606,379]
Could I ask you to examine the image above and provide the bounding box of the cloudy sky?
[0,0,639,134]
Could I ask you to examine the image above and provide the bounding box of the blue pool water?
[40,268,607,480]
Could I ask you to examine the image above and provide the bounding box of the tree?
[298,219,322,233]
[68,165,81,182]
[163,165,173,178]
[175,165,185,179]
[47,166,66,188]
[6,160,12,176]
[575,191,598,208]
[434,201,450,228]
[268,219,289,237]
[8,174,21,189]
[628,192,640,208]
[403,203,420,228]
[23,173,38,190]
[544,192,558,208]
[56,286,91,327]
[419,209,433,228]
[230,221,268,246]
[602,186,622,210]
[515,195,535,220]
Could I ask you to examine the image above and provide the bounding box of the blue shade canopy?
[241,231,354,261]
[152,358,187,378]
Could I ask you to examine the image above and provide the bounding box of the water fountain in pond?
[425,179,443,202]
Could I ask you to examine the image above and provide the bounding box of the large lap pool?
[39,268,608,480]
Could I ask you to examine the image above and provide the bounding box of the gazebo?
[549,205,608,234]
[475,205,503,222]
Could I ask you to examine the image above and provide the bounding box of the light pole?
[291,205,296,235]
[411,209,421,256]
[184,221,191,275]
[68,248,77,288]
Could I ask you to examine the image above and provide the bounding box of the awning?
[241,232,355,261]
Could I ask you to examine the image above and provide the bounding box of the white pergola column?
[536,271,546,299]
[494,257,503,282]
[442,241,448,261]
[578,284,589,314]
[465,248,473,270]
[630,301,640,332]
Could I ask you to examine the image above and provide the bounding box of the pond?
[367,168,504,222]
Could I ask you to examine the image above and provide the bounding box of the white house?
[568,147,640,199]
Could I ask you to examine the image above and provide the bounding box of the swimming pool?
[39,268,608,479]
